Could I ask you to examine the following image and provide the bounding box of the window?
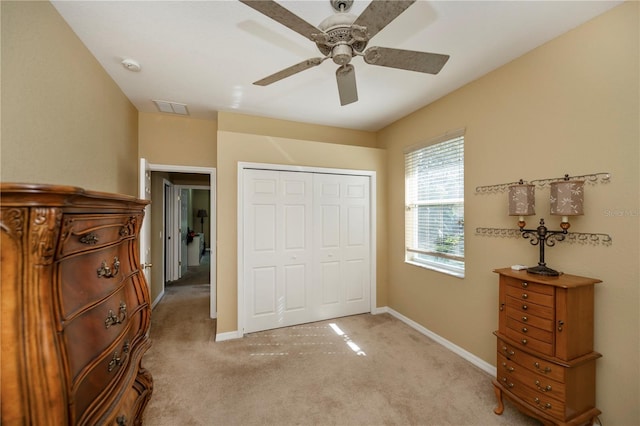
[405,130,464,277]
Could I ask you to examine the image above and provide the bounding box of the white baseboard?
[374,306,497,377]
[215,330,243,342]
[151,289,165,310]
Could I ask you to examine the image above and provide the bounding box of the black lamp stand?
[518,218,567,276]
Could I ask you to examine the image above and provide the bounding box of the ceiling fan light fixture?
[332,44,353,65]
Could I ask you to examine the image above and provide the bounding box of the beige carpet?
[142,284,541,426]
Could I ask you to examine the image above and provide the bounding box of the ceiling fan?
[239,0,450,106]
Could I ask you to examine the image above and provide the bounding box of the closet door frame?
[237,162,377,336]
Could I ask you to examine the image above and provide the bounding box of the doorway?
[140,160,217,319]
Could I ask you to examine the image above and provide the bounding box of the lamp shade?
[550,180,584,216]
[508,183,535,216]
[197,209,208,218]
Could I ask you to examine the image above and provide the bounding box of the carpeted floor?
[166,252,211,287]
[141,283,542,426]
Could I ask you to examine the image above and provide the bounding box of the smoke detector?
[121,58,141,72]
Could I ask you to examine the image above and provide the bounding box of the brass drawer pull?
[105,301,127,328]
[502,346,515,356]
[534,362,552,374]
[535,380,552,392]
[108,351,122,372]
[107,340,130,372]
[501,362,514,372]
[534,397,552,410]
[521,293,528,299]
[521,282,528,288]
[116,416,128,426]
[522,316,528,322]
[522,304,528,310]
[522,327,528,333]
[501,377,514,388]
[558,320,564,332]
[79,232,99,245]
[97,257,120,279]
[521,339,528,345]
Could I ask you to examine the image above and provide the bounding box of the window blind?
[405,134,464,276]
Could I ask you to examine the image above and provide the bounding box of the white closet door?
[313,174,370,320]
[243,170,313,333]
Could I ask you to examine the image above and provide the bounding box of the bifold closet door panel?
[313,173,371,320]
[243,169,314,333]
[242,169,371,333]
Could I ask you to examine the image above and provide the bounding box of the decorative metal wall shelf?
[475,172,611,193]
[475,227,612,245]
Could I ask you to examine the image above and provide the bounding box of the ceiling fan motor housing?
[316,12,368,62]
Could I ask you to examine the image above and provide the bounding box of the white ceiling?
[51,0,621,132]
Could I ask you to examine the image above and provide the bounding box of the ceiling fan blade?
[239,0,324,42]
[336,64,358,106]
[364,46,450,74]
[254,57,325,86]
[352,0,416,40]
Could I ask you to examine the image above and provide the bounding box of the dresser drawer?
[506,316,553,343]
[58,242,136,318]
[506,295,554,320]
[497,353,565,402]
[64,284,144,381]
[505,327,553,356]
[72,328,141,423]
[506,305,553,331]
[505,285,554,307]
[58,214,139,259]
[503,276,554,296]
[497,338,565,383]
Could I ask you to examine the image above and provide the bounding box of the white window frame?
[404,129,465,278]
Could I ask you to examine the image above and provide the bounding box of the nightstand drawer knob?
[501,377,514,388]
[522,316,528,322]
[521,293,528,299]
[534,397,552,410]
[522,327,528,333]
[502,346,515,356]
[521,339,528,345]
[534,362,552,374]
[521,282,528,288]
[501,362,514,372]
[522,304,528,310]
[535,380,552,392]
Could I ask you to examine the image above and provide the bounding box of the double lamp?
[508,175,584,276]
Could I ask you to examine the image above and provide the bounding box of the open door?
[139,158,152,287]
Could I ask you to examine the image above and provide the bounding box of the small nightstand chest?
[492,268,602,426]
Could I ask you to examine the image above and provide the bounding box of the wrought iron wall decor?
[475,172,612,276]
[475,172,611,193]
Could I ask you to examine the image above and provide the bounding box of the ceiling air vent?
[153,100,189,115]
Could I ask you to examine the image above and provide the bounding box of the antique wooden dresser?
[492,268,602,426]
[1,183,153,425]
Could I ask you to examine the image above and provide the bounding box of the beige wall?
[215,124,387,333]
[378,3,639,424]
[139,112,217,167]
[139,113,217,305]
[1,1,138,195]
[3,1,638,423]
[219,112,378,148]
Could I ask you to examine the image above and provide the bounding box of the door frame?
[237,162,377,335]
[146,161,217,319]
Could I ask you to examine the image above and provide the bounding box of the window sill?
[405,259,465,279]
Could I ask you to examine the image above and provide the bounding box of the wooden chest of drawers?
[1,184,153,425]
[492,268,602,426]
